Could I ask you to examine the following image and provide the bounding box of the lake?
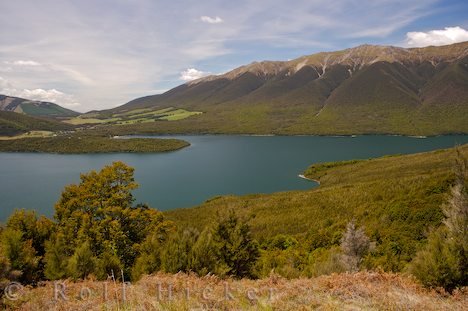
[1,135,468,221]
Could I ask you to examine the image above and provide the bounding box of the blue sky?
[0,0,467,112]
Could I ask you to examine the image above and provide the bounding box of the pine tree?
[213,211,259,278]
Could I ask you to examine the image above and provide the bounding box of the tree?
[0,228,38,283]
[95,250,123,281]
[132,212,260,280]
[409,151,467,291]
[6,210,54,258]
[340,220,370,272]
[43,233,69,280]
[213,211,259,278]
[45,161,171,280]
[0,243,11,281]
[5,209,54,282]
[67,241,96,280]
[160,228,199,274]
[189,227,223,276]
[131,232,167,281]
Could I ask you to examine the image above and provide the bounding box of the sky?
[0,0,467,112]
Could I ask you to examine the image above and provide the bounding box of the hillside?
[167,144,468,272]
[105,42,468,135]
[4,272,466,310]
[0,95,80,119]
[0,111,74,136]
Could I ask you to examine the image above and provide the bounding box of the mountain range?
[2,42,468,136]
[111,41,468,135]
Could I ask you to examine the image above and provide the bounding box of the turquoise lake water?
[1,135,467,221]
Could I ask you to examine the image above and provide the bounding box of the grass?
[65,118,116,125]
[18,102,79,118]
[159,109,202,121]
[0,135,190,153]
[66,107,203,126]
[4,271,466,310]
[0,131,55,140]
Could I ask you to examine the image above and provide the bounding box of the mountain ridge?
[89,41,468,135]
[188,42,468,85]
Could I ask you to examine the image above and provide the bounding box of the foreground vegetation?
[4,272,467,310]
[0,135,189,153]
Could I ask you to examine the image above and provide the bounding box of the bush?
[409,151,467,291]
[409,229,461,291]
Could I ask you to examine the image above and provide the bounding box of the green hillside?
[166,144,468,273]
[0,111,74,136]
[0,135,189,153]
[0,95,80,119]
[98,42,468,136]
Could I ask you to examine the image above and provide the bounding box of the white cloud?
[18,89,81,108]
[11,60,41,66]
[0,76,80,108]
[180,68,210,81]
[406,26,468,47]
[0,0,448,111]
[200,16,223,24]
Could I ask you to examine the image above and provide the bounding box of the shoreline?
[121,132,468,139]
[298,174,320,185]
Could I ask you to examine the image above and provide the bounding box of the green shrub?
[408,151,467,291]
[67,242,96,280]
